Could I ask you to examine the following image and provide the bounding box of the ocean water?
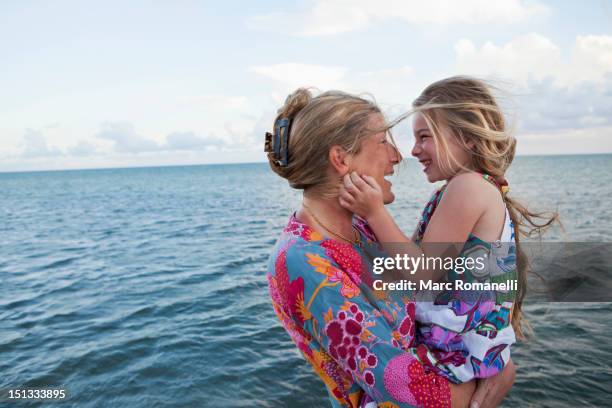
[1,155,611,407]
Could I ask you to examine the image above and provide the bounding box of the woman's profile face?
[350,114,401,204]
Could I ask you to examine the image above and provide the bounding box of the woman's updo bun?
[266,88,387,198]
[266,88,313,182]
[278,88,312,121]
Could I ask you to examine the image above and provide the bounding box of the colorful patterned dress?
[267,214,451,408]
[413,174,517,384]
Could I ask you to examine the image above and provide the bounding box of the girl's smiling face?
[410,112,473,183]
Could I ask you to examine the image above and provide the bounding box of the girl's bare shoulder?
[445,172,501,207]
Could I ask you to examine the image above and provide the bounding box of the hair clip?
[275,118,291,167]
[264,118,291,167]
[264,132,273,153]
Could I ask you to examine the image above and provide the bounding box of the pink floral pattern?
[267,214,451,407]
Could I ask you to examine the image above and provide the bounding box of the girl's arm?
[340,172,491,281]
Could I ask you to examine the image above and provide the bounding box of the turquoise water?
[1,155,611,407]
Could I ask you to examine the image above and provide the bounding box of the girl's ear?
[329,145,351,176]
[465,138,476,150]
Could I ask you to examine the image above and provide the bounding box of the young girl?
[339,76,557,384]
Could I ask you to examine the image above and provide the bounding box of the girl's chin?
[383,190,395,204]
[425,172,443,183]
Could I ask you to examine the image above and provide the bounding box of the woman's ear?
[329,145,350,176]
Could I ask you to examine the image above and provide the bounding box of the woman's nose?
[388,144,401,164]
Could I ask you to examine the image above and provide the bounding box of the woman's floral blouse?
[267,214,451,408]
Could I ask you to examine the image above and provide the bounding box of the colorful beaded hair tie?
[482,173,510,196]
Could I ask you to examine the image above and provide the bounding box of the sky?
[1,0,612,172]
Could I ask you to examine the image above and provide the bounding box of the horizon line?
[1,152,611,175]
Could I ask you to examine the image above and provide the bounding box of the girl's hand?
[338,172,385,220]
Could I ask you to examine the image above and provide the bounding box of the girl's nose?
[411,141,421,157]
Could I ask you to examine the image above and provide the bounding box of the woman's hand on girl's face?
[338,172,385,219]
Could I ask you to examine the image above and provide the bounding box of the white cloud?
[455,33,612,86]
[21,129,62,157]
[518,79,612,131]
[249,63,418,106]
[568,35,612,84]
[451,34,612,134]
[249,0,548,36]
[249,63,348,93]
[94,123,231,154]
[244,109,277,147]
[68,140,98,156]
[9,124,230,165]
[178,94,249,110]
[516,126,612,155]
[172,93,257,147]
[95,122,159,154]
[350,66,415,106]
[164,131,225,150]
[455,34,562,84]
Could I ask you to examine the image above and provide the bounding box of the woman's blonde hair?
[267,88,394,198]
[413,76,559,339]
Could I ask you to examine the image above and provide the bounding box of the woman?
[265,88,514,408]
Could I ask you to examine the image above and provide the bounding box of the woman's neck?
[297,196,355,242]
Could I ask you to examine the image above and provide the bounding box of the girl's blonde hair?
[413,76,559,339]
[267,88,396,198]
